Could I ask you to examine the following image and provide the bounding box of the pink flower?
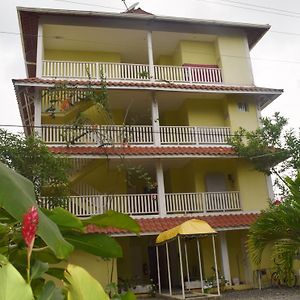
[273,199,282,206]
[22,207,39,248]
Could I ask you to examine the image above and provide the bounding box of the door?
[205,173,227,192]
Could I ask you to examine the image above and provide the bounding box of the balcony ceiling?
[43,24,215,64]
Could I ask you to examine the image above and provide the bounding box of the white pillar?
[166,242,172,295]
[156,246,161,294]
[34,89,42,136]
[147,31,155,82]
[212,235,220,296]
[196,238,204,294]
[178,236,185,299]
[156,159,166,216]
[266,175,274,200]
[151,92,160,146]
[36,21,44,77]
[184,240,190,288]
[219,232,231,286]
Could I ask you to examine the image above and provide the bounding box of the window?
[238,102,249,112]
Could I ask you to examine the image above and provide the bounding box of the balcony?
[42,60,223,84]
[40,191,241,217]
[41,124,231,146]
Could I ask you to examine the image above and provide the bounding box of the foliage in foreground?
[0,161,139,299]
[248,173,300,284]
[229,113,300,278]
[0,129,71,205]
[229,112,300,195]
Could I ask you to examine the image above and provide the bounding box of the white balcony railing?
[165,191,241,214]
[39,191,241,217]
[41,125,231,145]
[42,60,223,84]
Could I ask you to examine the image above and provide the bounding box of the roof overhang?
[86,212,259,236]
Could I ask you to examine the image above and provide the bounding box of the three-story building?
[13,6,282,291]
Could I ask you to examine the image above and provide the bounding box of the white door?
[205,173,227,192]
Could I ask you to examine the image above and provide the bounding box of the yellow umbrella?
[156,219,216,244]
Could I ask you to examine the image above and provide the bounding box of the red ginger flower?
[22,206,39,248]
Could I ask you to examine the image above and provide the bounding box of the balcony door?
[205,173,227,192]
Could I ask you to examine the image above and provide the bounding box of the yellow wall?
[216,34,253,85]
[44,49,121,63]
[166,158,269,211]
[180,41,217,65]
[193,159,237,192]
[47,250,117,288]
[184,99,226,126]
[236,160,269,211]
[164,162,196,193]
[76,160,127,194]
[160,98,226,127]
[117,236,154,282]
[227,98,259,132]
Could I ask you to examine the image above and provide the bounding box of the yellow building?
[13,6,282,294]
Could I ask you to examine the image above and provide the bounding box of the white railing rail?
[165,191,241,214]
[42,60,223,84]
[39,191,240,217]
[41,124,153,145]
[41,125,230,145]
[160,126,230,145]
[40,194,159,217]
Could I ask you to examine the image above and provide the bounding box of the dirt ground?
[139,287,300,299]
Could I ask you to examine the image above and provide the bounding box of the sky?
[0,0,299,132]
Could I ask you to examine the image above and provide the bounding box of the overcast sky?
[0,0,299,133]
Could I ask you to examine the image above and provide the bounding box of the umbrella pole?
[212,235,220,296]
[196,238,204,294]
[184,240,190,290]
[178,236,185,299]
[166,242,172,296]
[156,246,161,294]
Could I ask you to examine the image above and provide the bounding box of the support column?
[147,31,155,82]
[156,159,166,216]
[212,235,220,296]
[166,242,172,295]
[266,175,274,200]
[178,236,185,299]
[219,232,231,286]
[156,246,161,294]
[34,89,42,136]
[36,22,44,77]
[151,92,160,146]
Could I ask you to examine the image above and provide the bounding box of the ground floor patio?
[137,287,300,299]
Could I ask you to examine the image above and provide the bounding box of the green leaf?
[37,281,64,300]
[121,291,136,300]
[0,162,73,259]
[83,210,140,234]
[32,248,62,264]
[0,258,34,300]
[64,264,110,300]
[43,207,84,231]
[31,260,49,280]
[64,232,122,258]
[46,268,65,280]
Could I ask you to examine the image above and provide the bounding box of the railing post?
[187,66,192,84]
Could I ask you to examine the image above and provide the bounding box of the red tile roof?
[49,146,236,157]
[86,213,259,235]
[13,78,283,94]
